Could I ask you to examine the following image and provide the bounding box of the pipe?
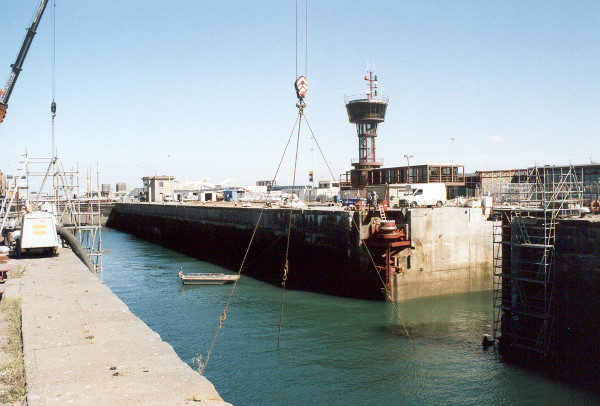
[56,224,95,273]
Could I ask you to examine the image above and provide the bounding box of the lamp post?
[404,154,414,184]
[450,138,455,164]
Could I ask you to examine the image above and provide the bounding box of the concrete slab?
[12,250,230,405]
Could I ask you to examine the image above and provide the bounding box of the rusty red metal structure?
[364,218,411,290]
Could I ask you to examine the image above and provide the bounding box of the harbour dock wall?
[107,203,375,299]
[107,203,495,301]
[394,207,494,301]
[6,249,229,405]
[498,217,600,392]
[554,218,600,390]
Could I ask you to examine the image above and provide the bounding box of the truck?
[394,183,446,208]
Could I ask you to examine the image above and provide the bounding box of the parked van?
[396,183,446,208]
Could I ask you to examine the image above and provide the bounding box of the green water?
[101,228,598,405]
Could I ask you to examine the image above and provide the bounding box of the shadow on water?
[101,228,599,406]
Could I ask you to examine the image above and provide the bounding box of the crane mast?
[0,0,49,125]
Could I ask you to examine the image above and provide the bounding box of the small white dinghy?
[178,268,239,285]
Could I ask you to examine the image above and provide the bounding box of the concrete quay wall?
[391,207,495,301]
[13,249,230,405]
[496,216,600,392]
[107,203,376,299]
[108,203,495,302]
[553,218,600,390]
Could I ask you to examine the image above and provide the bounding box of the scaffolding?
[492,165,583,355]
[0,152,104,279]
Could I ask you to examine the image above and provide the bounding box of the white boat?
[178,268,239,285]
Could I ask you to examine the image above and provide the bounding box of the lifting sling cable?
[278,104,303,347]
[297,112,415,348]
[350,214,415,349]
[200,116,301,375]
[278,0,309,347]
[303,113,338,182]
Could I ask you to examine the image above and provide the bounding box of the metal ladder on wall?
[378,204,387,221]
[0,153,27,236]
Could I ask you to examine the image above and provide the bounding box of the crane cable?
[279,0,308,346]
[52,0,56,101]
[295,0,307,79]
[297,111,415,349]
[277,103,303,347]
[303,113,337,182]
[350,214,415,349]
[200,116,300,375]
[202,0,413,374]
[51,0,57,161]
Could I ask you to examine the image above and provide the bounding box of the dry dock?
[5,249,229,405]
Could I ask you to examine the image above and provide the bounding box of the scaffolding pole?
[492,165,583,355]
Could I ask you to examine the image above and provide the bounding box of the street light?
[404,154,414,184]
[450,138,455,164]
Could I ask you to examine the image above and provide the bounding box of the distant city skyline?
[1,1,598,190]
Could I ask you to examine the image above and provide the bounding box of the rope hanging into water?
[200,112,302,375]
[350,215,416,350]
[278,102,304,347]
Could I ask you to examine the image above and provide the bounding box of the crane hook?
[294,76,308,100]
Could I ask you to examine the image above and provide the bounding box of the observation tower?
[345,71,388,188]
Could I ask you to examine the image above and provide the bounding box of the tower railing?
[344,94,389,104]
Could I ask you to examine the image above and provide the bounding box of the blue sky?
[1,1,599,189]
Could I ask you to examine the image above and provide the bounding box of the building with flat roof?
[142,175,174,202]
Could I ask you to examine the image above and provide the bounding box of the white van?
[396,183,446,208]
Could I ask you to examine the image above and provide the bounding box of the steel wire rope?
[52,0,56,101]
[200,115,300,375]
[349,215,415,349]
[278,105,303,347]
[204,0,309,371]
[295,0,297,78]
[295,0,308,78]
[302,113,414,347]
[304,0,308,77]
[278,0,307,347]
[302,113,337,181]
